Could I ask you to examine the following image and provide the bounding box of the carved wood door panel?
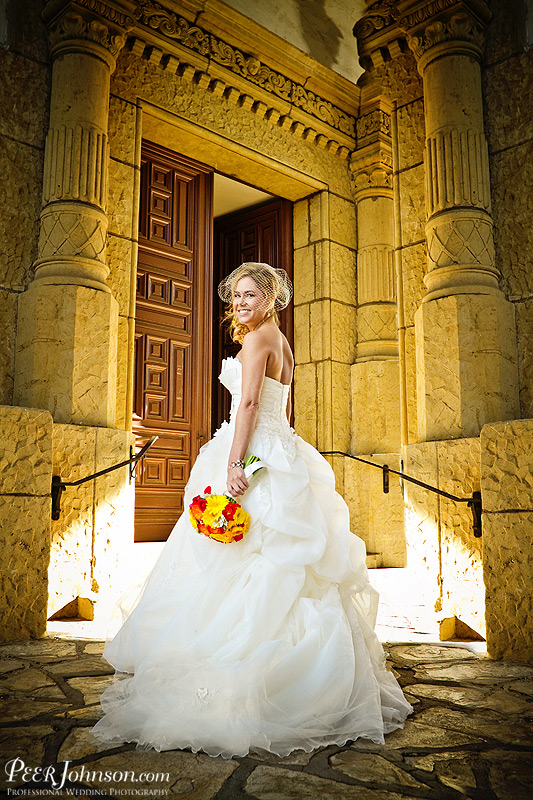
[212,199,293,433]
[134,141,213,542]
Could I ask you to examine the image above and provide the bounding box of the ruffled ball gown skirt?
[92,357,412,758]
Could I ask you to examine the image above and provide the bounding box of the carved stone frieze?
[135,0,355,139]
[356,107,391,141]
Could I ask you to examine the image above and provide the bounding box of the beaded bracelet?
[228,459,244,469]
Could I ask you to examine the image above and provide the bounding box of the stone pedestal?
[14,284,118,427]
[481,420,533,663]
[0,407,53,642]
[415,293,519,441]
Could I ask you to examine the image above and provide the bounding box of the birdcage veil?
[217,262,293,312]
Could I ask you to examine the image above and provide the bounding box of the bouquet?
[188,455,264,543]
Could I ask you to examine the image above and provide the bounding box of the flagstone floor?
[0,572,532,799]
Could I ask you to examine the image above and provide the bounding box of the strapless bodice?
[218,356,291,425]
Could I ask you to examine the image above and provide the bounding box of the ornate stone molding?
[356,107,391,141]
[132,0,355,148]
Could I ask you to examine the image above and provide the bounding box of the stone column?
[399,0,519,441]
[14,0,136,427]
[351,97,400,454]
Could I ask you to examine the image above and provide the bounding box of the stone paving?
[0,633,532,800]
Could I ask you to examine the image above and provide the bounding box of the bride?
[92,262,412,759]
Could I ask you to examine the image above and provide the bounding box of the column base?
[415,293,519,441]
[14,283,118,427]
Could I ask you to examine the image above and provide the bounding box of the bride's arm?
[226,332,268,497]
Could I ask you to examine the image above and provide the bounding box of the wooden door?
[134,141,213,542]
[212,198,293,433]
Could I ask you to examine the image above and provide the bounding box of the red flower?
[204,485,211,494]
[222,502,237,521]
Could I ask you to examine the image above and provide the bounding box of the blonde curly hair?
[219,262,290,344]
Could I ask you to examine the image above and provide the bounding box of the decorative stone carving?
[42,125,109,208]
[357,245,396,304]
[47,11,127,60]
[135,0,355,140]
[401,10,486,62]
[425,128,491,215]
[38,204,107,264]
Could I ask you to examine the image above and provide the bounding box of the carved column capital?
[398,0,491,70]
[42,0,137,66]
[351,100,393,200]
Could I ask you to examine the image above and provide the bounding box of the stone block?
[314,239,331,299]
[293,245,315,305]
[0,496,51,642]
[292,199,309,249]
[330,242,356,305]
[0,406,53,495]
[397,97,425,171]
[484,0,529,67]
[2,0,49,62]
[344,453,405,567]
[108,94,138,165]
[106,233,135,316]
[0,49,48,149]
[483,511,533,663]
[48,425,96,616]
[0,136,42,290]
[107,158,136,239]
[14,283,119,427]
[309,300,331,362]
[491,140,533,300]
[116,313,133,431]
[374,51,423,106]
[516,299,533,418]
[309,190,329,243]
[293,303,310,363]
[402,441,440,598]
[403,324,418,445]
[399,163,425,247]
[0,290,17,405]
[351,360,401,454]
[401,242,427,324]
[415,293,519,441]
[294,362,316,447]
[92,426,135,600]
[48,424,135,617]
[328,193,356,250]
[485,52,533,154]
[316,359,333,448]
[331,300,357,363]
[480,419,533,513]
[403,438,484,637]
[331,361,351,454]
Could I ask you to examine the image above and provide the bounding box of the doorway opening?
[133,142,293,543]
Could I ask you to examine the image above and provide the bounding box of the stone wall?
[483,0,533,419]
[0,406,52,641]
[49,425,135,618]
[481,419,533,662]
[0,0,50,405]
[403,438,484,638]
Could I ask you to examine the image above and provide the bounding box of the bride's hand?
[227,465,249,497]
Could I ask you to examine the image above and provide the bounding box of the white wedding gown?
[92,356,412,758]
